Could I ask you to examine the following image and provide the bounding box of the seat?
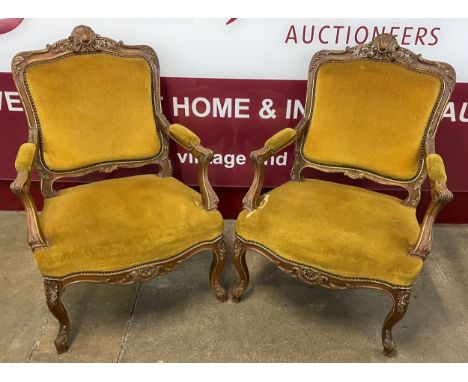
[236,179,422,287]
[11,25,227,354]
[36,175,223,278]
[232,34,455,355]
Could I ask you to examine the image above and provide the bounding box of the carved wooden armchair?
[233,34,455,355]
[11,25,227,354]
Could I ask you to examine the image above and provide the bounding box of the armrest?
[408,154,453,259]
[265,128,297,153]
[168,123,201,150]
[10,143,48,250]
[243,128,298,211]
[168,124,219,211]
[426,153,448,183]
[15,143,36,172]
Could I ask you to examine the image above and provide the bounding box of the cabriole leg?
[382,288,411,356]
[231,237,249,303]
[209,239,228,302]
[44,279,70,354]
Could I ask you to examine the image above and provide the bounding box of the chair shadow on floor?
[240,249,449,355]
[55,245,451,358]
[61,249,222,345]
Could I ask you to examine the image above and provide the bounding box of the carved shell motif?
[368,33,400,58]
[348,33,401,61]
[295,267,351,290]
[128,266,163,281]
[48,25,122,53]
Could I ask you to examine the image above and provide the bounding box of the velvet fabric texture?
[426,154,447,182]
[303,60,442,180]
[168,123,201,149]
[25,53,161,171]
[35,175,223,277]
[15,143,36,171]
[236,179,423,286]
[265,128,297,153]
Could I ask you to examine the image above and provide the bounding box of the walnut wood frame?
[235,34,455,355]
[11,25,226,354]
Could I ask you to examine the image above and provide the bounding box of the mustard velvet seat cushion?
[25,54,161,171]
[303,61,442,180]
[35,175,223,277]
[236,179,423,287]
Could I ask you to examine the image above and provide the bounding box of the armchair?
[11,25,227,354]
[233,34,455,355]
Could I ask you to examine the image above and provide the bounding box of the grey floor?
[0,211,467,362]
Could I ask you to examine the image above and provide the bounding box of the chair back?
[12,25,170,196]
[293,34,455,206]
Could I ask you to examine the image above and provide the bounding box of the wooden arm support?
[408,154,453,259]
[243,128,298,211]
[168,124,219,211]
[10,143,48,250]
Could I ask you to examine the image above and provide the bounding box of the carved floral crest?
[366,33,399,58]
[48,25,122,53]
[347,33,402,61]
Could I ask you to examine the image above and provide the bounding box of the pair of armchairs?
[11,26,454,356]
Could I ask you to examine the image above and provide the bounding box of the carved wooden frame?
[11,25,226,354]
[43,237,227,354]
[235,34,455,355]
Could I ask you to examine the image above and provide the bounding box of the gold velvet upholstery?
[232,34,455,355]
[236,179,422,287]
[15,143,36,171]
[25,54,161,171]
[35,175,223,277]
[426,154,447,182]
[11,25,228,354]
[303,60,442,180]
[265,128,297,153]
[169,123,201,149]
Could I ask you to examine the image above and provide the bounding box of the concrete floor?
[0,211,467,362]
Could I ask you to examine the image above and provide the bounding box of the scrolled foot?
[54,325,70,354]
[213,285,228,303]
[382,329,396,356]
[230,287,244,303]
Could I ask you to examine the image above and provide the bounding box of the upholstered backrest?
[24,52,161,172]
[301,59,442,181]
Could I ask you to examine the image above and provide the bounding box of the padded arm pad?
[265,128,297,153]
[426,154,447,183]
[168,123,201,149]
[15,143,37,172]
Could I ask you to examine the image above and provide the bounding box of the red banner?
[1,73,467,192]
